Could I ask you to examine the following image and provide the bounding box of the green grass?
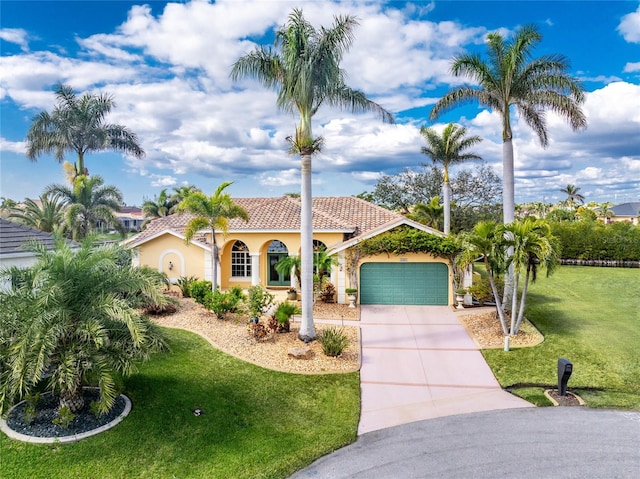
[0,328,360,479]
[483,266,640,409]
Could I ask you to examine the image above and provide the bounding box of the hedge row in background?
[550,221,640,261]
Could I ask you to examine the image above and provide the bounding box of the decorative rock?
[288,347,314,360]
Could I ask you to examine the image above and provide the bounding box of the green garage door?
[360,262,449,305]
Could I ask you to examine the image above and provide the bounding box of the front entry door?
[268,253,290,286]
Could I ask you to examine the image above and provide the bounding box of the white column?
[250,253,261,286]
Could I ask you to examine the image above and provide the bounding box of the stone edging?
[0,393,132,444]
[544,389,586,406]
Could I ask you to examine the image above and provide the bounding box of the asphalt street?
[290,408,640,478]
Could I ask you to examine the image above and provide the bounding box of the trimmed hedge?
[550,221,640,261]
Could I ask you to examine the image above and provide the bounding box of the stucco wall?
[135,233,207,283]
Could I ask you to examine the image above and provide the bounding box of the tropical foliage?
[177,181,249,292]
[357,226,460,258]
[45,175,124,240]
[550,220,640,261]
[231,8,393,341]
[430,24,586,225]
[560,184,585,207]
[0,237,168,415]
[7,193,66,234]
[25,83,144,178]
[419,123,482,233]
[407,197,444,230]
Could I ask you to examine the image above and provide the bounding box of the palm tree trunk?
[443,179,451,235]
[502,139,515,311]
[211,227,218,291]
[514,265,531,334]
[485,258,508,335]
[299,153,316,341]
[59,379,84,413]
[509,271,519,335]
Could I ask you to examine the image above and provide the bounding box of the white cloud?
[623,62,640,72]
[0,137,26,154]
[149,175,178,187]
[0,28,29,51]
[618,3,640,43]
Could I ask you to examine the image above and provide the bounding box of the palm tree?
[170,185,202,204]
[560,184,585,207]
[407,196,445,230]
[429,25,586,225]
[458,221,508,334]
[501,218,560,334]
[275,254,302,289]
[231,8,393,340]
[0,237,168,415]
[177,182,249,292]
[141,189,178,219]
[8,193,66,234]
[46,175,124,240]
[419,123,482,234]
[26,83,145,178]
[596,201,614,222]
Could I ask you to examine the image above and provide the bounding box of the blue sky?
[1,0,639,207]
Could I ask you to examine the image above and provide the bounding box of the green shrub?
[52,406,75,429]
[227,285,246,311]
[176,276,198,298]
[270,301,301,333]
[205,290,239,319]
[190,281,213,305]
[247,285,275,319]
[317,327,350,357]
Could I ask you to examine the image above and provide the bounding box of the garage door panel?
[360,262,448,305]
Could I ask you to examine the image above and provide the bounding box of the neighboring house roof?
[0,218,59,257]
[611,202,640,217]
[124,196,413,249]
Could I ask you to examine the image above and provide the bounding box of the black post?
[557,358,573,396]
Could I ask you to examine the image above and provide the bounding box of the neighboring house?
[116,206,146,232]
[606,202,640,225]
[124,196,456,306]
[0,218,63,290]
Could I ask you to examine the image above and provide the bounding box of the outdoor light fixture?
[168,261,174,271]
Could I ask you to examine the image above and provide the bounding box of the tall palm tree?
[501,218,559,334]
[0,237,168,415]
[231,8,393,340]
[8,193,66,234]
[429,24,586,225]
[46,175,124,240]
[419,123,482,233]
[26,83,145,178]
[560,184,585,207]
[407,196,445,230]
[170,185,202,204]
[177,182,249,292]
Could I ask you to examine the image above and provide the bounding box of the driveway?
[358,305,531,435]
[290,408,640,478]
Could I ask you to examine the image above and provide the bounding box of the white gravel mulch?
[152,298,360,375]
[457,308,544,349]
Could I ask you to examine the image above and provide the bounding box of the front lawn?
[0,328,360,479]
[483,266,640,409]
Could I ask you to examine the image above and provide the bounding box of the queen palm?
[178,182,249,292]
[142,189,178,219]
[0,237,168,415]
[46,175,124,240]
[26,83,144,178]
[407,196,445,230]
[231,8,393,340]
[8,192,66,234]
[429,25,586,225]
[420,123,482,234]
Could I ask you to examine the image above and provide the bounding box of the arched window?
[231,241,251,278]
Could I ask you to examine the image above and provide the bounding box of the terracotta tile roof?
[126,196,403,247]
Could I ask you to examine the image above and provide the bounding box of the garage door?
[360,262,449,305]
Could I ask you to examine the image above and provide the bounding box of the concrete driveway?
[358,305,531,435]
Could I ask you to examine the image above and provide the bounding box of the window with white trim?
[231,241,251,277]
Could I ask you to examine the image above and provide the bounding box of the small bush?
[227,286,246,312]
[23,393,41,425]
[317,327,350,357]
[176,276,198,298]
[248,322,270,341]
[320,282,336,303]
[52,406,75,429]
[143,294,179,315]
[190,281,213,305]
[205,290,239,319]
[270,301,301,333]
[247,285,275,319]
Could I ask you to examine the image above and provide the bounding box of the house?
[124,196,456,306]
[116,206,146,232]
[0,219,68,290]
[608,202,640,225]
